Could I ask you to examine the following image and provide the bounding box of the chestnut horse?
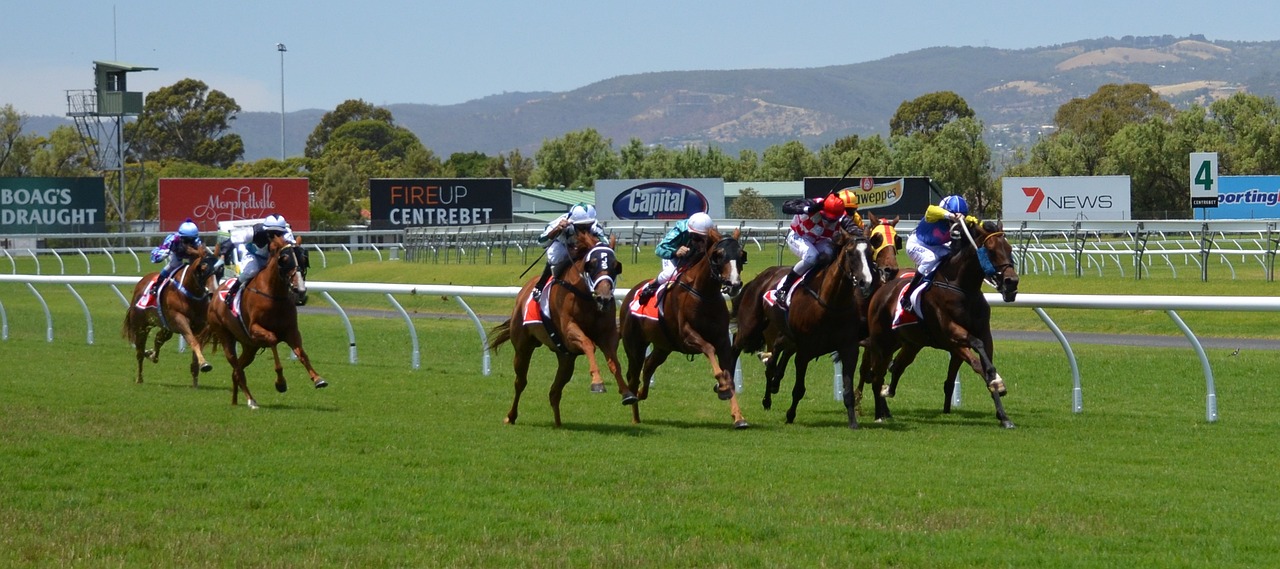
[857,219,1020,428]
[203,236,326,408]
[489,233,636,426]
[122,245,220,386]
[619,228,748,428]
[732,221,888,428]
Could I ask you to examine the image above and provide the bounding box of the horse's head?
[975,221,1019,302]
[582,237,622,311]
[866,213,901,284]
[274,243,309,306]
[836,229,875,297]
[707,228,746,298]
[193,249,220,294]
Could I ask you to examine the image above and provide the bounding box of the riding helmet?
[940,195,969,215]
[568,204,595,225]
[687,212,714,235]
[177,219,199,238]
[821,193,846,220]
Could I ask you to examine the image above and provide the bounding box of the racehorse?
[731,222,883,429]
[489,232,636,426]
[619,228,749,428]
[122,244,220,387]
[202,235,326,408]
[857,219,1020,428]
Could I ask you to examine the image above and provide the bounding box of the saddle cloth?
[626,280,671,321]
[217,278,243,318]
[761,269,810,308]
[135,276,163,309]
[891,270,920,329]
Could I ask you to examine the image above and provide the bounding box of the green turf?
[1,251,1278,567]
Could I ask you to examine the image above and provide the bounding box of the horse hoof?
[275,383,288,393]
[200,363,213,373]
[762,400,772,411]
[716,388,733,401]
[314,379,329,389]
[247,400,259,410]
[590,383,607,393]
[620,393,638,406]
[733,420,750,429]
[1001,421,1017,429]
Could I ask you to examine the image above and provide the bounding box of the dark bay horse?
[123,245,220,386]
[489,233,636,426]
[732,224,884,428]
[619,228,749,428]
[203,236,326,408]
[858,219,1020,428]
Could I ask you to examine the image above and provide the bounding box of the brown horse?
[203,236,326,408]
[123,245,220,386]
[857,219,1020,428]
[489,233,636,426]
[619,228,749,428]
[732,221,886,428]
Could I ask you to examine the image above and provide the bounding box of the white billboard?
[1002,176,1131,221]
[594,178,725,222]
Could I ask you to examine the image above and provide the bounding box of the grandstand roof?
[513,187,596,207]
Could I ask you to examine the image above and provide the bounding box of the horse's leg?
[189,351,200,388]
[279,328,328,389]
[784,355,811,424]
[682,327,733,400]
[170,313,213,375]
[548,352,578,427]
[763,346,793,411]
[506,340,533,425]
[952,335,1015,429]
[942,354,963,414]
[886,344,923,398]
[583,342,607,394]
[271,345,288,393]
[837,344,862,429]
[131,316,150,384]
[596,340,638,407]
[638,348,672,401]
[234,346,261,409]
[149,328,173,364]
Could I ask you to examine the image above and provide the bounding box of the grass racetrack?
[2,250,1279,567]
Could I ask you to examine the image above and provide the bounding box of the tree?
[0,104,39,176]
[443,151,497,178]
[29,125,96,177]
[923,118,995,215]
[499,149,535,187]
[126,78,244,168]
[760,140,819,181]
[890,91,975,139]
[1209,92,1280,175]
[728,187,776,219]
[531,128,619,188]
[305,99,395,159]
[1052,83,1173,174]
[326,119,422,162]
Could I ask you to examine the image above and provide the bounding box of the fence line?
[3,274,1279,422]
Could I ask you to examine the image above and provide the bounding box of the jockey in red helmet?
[775,193,852,310]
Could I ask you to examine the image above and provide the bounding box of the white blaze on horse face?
[855,242,873,285]
[725,251,741,287]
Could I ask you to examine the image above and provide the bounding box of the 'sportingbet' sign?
[0,177,106,233]
[368,178,513,228]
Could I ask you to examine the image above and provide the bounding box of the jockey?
[227,214,294,299]
[531,203,608,300]
[775,193,853,309]
[637,212,714,303]
[836,188,865,235]
[901,194,979,313]
[148,218,203,296]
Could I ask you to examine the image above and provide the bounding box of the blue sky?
[2,0,1274,117]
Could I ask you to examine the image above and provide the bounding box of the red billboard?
[159,178,311,232]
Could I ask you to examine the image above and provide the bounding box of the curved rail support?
[77,249,91,274]
[320,291,358,364]
[51,249,65,275]
[385,293,421,370]
[4,249,14,274]
[452,295,491,376]
[25,283,53,342]
[109,284,130,307]
[339,244,354,266]
[1,299,8,340]
[1033,307,1083,413]
[27,249,42,275]
[101,248,118,274]
[64,284,94,345]
[1166,309,1217,423]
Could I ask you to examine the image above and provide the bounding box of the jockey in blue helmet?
[901,194,977,313]
[148,219,203,295]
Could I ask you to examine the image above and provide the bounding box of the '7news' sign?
[1001,176,1131,221]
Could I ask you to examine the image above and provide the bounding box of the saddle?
[135,276,168,309]
[627,279,674,321]
[763,269,812,308]
[522,280,570,352]
[218,278,244,319]
[891,270,922,329]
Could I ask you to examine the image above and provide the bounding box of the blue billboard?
[1207,176,1280,219]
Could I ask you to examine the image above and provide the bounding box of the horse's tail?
[122,307,139,343]
[488,319,512,351]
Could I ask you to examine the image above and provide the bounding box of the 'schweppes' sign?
[0,177,106,234]
[595,179,724,221]
[369,178,512,228]
[1002,176,1131,221]
[803,177,934,217]
[159,178,311,231]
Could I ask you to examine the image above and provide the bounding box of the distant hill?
[26,35,1280,163]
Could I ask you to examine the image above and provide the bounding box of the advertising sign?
[159,178,311,232]
[1190,152,1219,208]
[369,178,512,228]
[802,177,935,218]
[594,179,724,221]
[1205,176,1280,219]
[0,177,106,234]
[1002,176,1131,221]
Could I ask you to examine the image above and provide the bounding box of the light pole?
[277,43,287,160]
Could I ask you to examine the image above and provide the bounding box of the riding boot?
[530,264,553,299]
[226,278,241,301]
[776,270,801,310]
[637,280,660,303]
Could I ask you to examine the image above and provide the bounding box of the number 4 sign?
[1190,152,1218,208]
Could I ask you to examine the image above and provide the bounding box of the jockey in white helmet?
[636,211,714,303]
[531,203,608,299]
